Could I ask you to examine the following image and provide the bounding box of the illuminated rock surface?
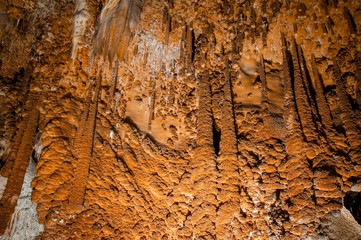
[0,0,360,239]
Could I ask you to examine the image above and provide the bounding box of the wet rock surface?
[0,0,361,239]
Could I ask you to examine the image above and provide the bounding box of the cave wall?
[0,0,361,239]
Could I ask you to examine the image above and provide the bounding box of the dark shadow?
[212,120,221,156]
[344,191,361,225]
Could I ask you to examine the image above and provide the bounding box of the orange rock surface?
[0,0,361,239]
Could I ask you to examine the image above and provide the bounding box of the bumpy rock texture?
[1,0,361,239]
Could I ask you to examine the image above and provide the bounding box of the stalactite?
[291,38,317,143]
[280,34,316,236]
[148,77,156,131]
[68,69,101,211]
[281,32,304,154]
[312,13,318,30]
[309,55,343,217]
[355,51,361,107]
[71,0,91,59]
[250,7,256,44]
[234,31,244,54]
[216,59,240,236]
[219,60,238,157]
[310,54,334,133]
[343,7,357,34]
[185,25,194,71]
[162,6,168,28]
[259,55,268,109]
[297,45,322,134]
[165,17,171,46]
[0,102,21,173]
[322,23,328,34]
[196,72,214,151]
[190,41,218,236]
[110,60,119,109]
[293,23,298,33]
[163,6,171,46]
[333,61,360,151]
[179,25,187,73]
[95,0,145,62]
[327,16,335,35]
[0,118,27,178]
[0,75,34,176]
[0,92,40,234]
[281,33,299,134]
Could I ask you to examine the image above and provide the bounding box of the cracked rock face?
[0,0,361,239]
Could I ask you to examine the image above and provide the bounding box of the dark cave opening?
[344,191,361,225]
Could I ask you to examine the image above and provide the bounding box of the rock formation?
[0,0,361,239]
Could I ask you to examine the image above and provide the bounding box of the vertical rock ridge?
[0,92,41,234]
[216,58,240,237]
[333,61,360,150]
[290,38,318,143]
[280,34,317,238]
[68,65,101,211]
[311,54,335,142]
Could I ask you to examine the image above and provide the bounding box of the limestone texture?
[0,0,361,239]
